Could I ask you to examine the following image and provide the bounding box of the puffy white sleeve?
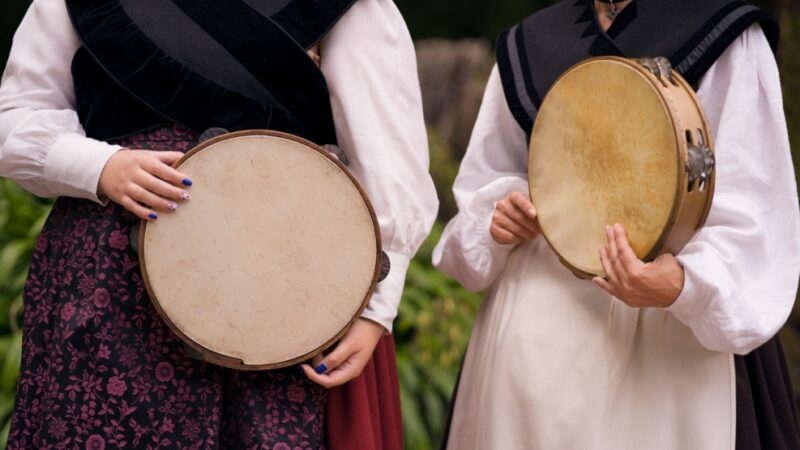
[320,0,438,332]
[0,0,121,203]
[432,66,530,292]
[666,25,800,355]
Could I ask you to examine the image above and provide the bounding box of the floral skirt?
[8,125,403,450]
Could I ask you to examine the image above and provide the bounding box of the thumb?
[312,343,351,375]
[651,253,681,271]
[654,253,676,264]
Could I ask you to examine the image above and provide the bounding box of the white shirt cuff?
[667,267,701,323]
[666,252,713,326]
[360,250,411,333]
[43,133,121,204]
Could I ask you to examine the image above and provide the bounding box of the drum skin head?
[140,131,380,370]
[530,58,680,277]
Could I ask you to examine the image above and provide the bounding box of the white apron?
[446,238,735,450]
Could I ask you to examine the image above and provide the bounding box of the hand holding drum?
[592,223,685,307]
[99,150,193,220]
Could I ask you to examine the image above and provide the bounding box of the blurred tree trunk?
[416,39,493,221]
[416,39,493,159]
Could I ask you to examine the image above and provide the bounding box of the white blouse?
[434,25,800,355]
[0,0,439,332]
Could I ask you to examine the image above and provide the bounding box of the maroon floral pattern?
[8,125,327,449]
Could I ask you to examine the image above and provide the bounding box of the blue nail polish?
[182,178,193,187]
[148,212,158,220]
[315,364,328,375]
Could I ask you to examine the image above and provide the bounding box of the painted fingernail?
[148,212,158,220]
[167,202,178,211]
[314,364,328,375]
[182,178,193,187]
[179,191,191,201]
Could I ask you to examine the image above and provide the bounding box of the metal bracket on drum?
[198,127,230,144]
[637,57,677,87]
[378,251,391,282]
[686,131,715,192]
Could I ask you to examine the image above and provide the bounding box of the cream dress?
[434,25,800,450]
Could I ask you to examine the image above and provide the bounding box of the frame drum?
[139,130,381,370]
[529,57,716,279]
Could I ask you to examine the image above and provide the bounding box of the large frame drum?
[529,57,716,279]
[139,130,381,370]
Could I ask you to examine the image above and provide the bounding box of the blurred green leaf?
[0,241,33,288]
[0,333,21,394]
[396,214,481,448]
[0,413,10,450]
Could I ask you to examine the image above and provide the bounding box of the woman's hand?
[302,318,385,388]
[490,191,542,245]
[592,224,684,308]
[99,150,192,220]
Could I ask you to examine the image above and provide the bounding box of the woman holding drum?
[436,0,800,449]
[0,0,437,448]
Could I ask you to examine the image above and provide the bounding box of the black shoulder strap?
[497,0,779,135]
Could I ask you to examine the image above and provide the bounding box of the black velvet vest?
[497,0,779,135]
[65,0,357,143]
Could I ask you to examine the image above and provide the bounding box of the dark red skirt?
[327,336,403,450]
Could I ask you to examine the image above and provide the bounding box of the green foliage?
[395,222,481,450]
[395,130,483,446]
[0,180,51,448]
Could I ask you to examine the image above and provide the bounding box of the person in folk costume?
[434,0,800,449]
[0,0,438,448]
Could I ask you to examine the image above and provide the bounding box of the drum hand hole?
[695,129,705,147]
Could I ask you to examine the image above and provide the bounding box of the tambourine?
[529,57,715,278]
[139,130,381,370]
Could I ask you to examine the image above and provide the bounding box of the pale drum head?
[530,58,680,277]
[140,131,380,370]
